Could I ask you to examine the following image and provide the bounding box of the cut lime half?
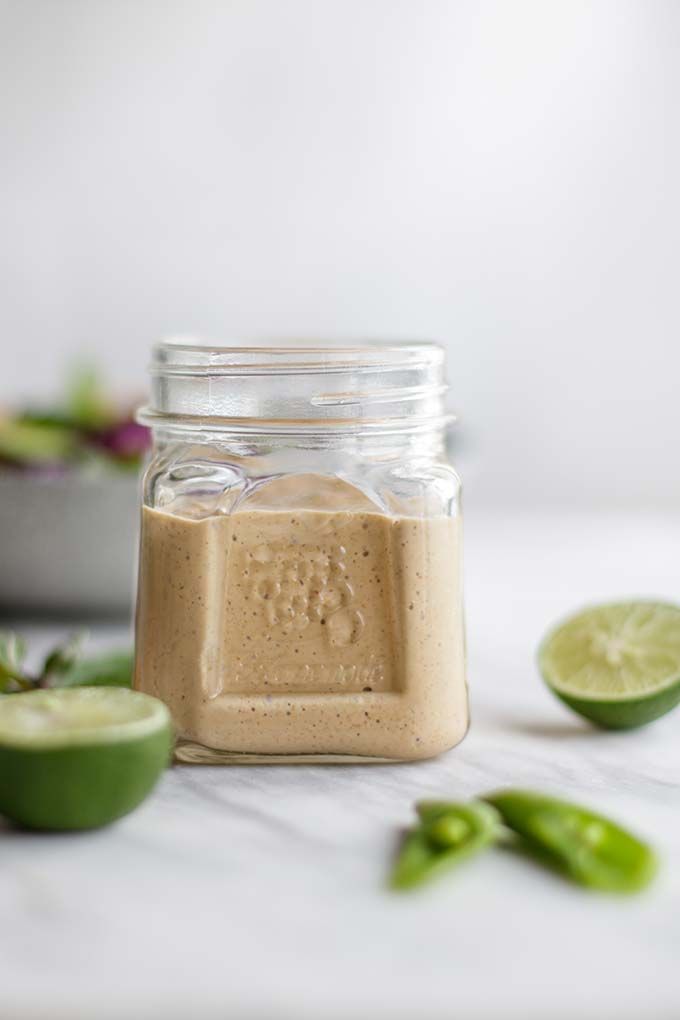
[0,687,172,830]
[539,601,680,729]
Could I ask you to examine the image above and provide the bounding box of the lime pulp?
[539,601,680,729]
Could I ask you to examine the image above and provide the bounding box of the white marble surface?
[2,512,679,1020]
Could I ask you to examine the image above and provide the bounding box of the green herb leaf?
[0,631,27,674]
[0,634,134,695]
[483,789,657,893]
[390,801,501,890]
[0,632,30,691]
[41,632,87,685]
[53,649,134,689]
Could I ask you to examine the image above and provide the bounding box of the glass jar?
[134,341,468,763]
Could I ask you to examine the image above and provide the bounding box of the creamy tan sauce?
[134,481,468,760]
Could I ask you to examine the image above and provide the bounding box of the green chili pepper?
[483,789,657,893]
[390,800,502,890]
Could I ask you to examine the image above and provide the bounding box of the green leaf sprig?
[0,631,133,695]
[390,789,657,895]
[0,633,31,692]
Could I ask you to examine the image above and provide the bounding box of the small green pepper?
[390,800,502,890]
[483,789,657,893]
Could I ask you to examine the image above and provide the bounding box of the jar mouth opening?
[144,339,452,429]
[149,339,445,377]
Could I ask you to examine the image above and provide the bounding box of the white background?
[1,0,678,511]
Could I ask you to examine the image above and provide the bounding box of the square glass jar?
[134,342,468,763]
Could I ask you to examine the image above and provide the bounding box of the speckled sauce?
[134,494,468,761]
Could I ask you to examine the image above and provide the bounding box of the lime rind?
[0,688,172,829]
[550,683,680,730]
[0,687,171,749]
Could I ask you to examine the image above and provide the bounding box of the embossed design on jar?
[233,655,386,693]
[326,608,365,647]
[247,542,364,646]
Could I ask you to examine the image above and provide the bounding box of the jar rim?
[141,338,452,432]
[149,339,445,376]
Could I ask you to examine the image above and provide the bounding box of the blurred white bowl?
[0,471,140,616]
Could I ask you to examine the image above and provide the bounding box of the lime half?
[0,687,172,830]
[539,601,680,729]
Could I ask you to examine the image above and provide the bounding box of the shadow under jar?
[134,342,468,763]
